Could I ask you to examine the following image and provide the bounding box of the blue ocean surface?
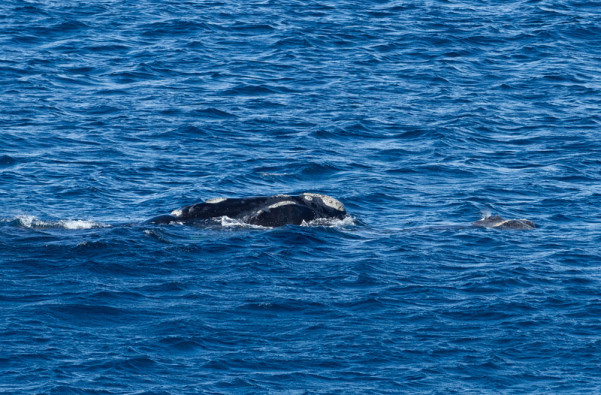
[1,0,601,392]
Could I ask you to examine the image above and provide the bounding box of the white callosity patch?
[267,200,297,210]
[206,197,227,204]
[301,193,345,212]
[250,200,296,218]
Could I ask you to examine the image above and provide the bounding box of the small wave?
[193,107,237,119]
[0,155,17,166]
[222,84,294,96]
[74,240,109,249]
[5,215,106,230]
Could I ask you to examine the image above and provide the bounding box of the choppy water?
[2,0,601,393]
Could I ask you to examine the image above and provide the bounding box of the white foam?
[170,208,183,216]
[9,215,106,230]
[15,215,37,228]
[301,215,356,228]
[217,216,268,229]
[58,220,102,230]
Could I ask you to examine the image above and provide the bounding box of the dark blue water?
[2,0,601,392]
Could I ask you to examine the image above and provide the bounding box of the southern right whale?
[148,193,347,227]
[472,215,536,230]
[147,192,536,230]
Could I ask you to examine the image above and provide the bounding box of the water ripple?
[1,0,601,392]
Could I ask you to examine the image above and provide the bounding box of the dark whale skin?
[472,215,535,230]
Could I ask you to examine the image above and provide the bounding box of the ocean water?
[1,0,601,392]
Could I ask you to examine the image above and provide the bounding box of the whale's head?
[300,193,346,219]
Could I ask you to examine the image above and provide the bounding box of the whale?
[148,193,347,227]
[147,193,536,230]
[472,215,535,230]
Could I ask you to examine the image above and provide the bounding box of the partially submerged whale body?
[149,193,347,227]
[472,215,536,230]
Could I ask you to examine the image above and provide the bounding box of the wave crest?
[4,215,106,230]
